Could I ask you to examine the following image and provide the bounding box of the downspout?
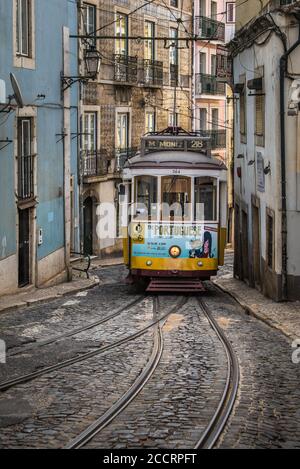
[279,20,300,300]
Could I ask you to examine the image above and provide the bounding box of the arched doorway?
[83,197,93,255]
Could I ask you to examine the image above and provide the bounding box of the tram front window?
[194,177,217,221]
[134,175,157,220]
[161,176,191,221]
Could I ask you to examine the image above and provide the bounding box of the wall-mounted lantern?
[61,46,101,92]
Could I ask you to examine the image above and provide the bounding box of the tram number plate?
[172,169,181,174]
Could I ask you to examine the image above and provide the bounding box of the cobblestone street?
[0,260,300,448]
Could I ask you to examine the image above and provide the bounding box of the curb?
[212,279,296,342]
[0,276,100,314]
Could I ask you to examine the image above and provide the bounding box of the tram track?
[195,297,239,449]
[0,296,187,394]
[65,296,170,449]
[7,296,144,357]
[64,295,239,450]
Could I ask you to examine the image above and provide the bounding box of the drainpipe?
[279,20,300,300]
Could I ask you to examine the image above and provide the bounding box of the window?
[170,0,178,7]
[200,108,207,131]
[226,2,235,23]
[194,177,217,221]
[169,112,179,127]
[267,212,274,269]
[115,13,128,55]
[16,0,30,56]
[145,111,155,133]
[255,76,265,145]
[135,176,158,220]
[161,176,191,221]
[211,54,217,75]
[17,118,34,200]
[83,3,96,46]
[239,76,246,138]
[199,0,206,17]
[170,28,178,66]
[200,52,206,74]
[211,1,217,18]
[211,108,219,130]
[117,113,129,149]
[144,21,155,61]
[82,112,97,151]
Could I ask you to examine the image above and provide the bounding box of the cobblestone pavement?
[214,250,300,341]
[0,261,300,448]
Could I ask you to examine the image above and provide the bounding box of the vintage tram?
[120,128,227,292]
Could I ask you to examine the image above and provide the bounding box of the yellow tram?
[120,128,227,292]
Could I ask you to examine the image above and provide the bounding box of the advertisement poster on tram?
[131,223,218,259]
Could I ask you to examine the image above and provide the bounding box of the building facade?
[78,0,193,257]
[230,0,300,300]
[0,0,80,295]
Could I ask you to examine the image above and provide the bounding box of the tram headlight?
[146,260,152,266]
[197,261,203,267]
[169,246,181,258]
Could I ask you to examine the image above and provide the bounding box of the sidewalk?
[0,257,124,314]
[214,250,300,341]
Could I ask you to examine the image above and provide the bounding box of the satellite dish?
[10,73,24,108]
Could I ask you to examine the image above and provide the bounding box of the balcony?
[81,150,109,179]
[115,147,138,171]
[170,64,179,87]
[142,59,163,87]
[18,154,34,201]
[114,54,137,84]
[195,73,225,95]
[201,130,226,149]
[280,0,298,4]
[195,16,225,42]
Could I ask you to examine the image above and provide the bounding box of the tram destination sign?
[143,136,209,154]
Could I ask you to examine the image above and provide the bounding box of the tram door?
[83,197,93,255]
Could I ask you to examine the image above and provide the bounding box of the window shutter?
[255,94,264,136]
[240,90,245,134]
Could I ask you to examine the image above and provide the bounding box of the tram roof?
[124,150,227,171]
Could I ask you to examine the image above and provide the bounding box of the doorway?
[252,205,261,288]
[83,197,93,255]
[18,208,30,287]
[241,210,249,281]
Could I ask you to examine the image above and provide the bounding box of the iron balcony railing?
[280,0,297,4]
[18,154,34,200]
[195,73,225,95]
[142,59,163,86]
[201,130,226,149]
[195,16,225,41]
[170,63,179,87]
[81,150,109,178]
[114,54,138,84]
[115,147,138,171]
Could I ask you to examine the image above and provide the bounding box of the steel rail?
[195,298,239,449]
[65,296,178,449]
[0,297,186,394]
[8,296,144,357]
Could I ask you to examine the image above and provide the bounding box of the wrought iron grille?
[114,54,138,83]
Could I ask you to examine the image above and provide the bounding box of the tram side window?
[161,176,191,221]
[194,177,217,221]
[134,176,157,220]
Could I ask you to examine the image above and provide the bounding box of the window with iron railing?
[114,54,138,83]
[82,3,96,47]
[81,150,109,177]
[170,27,179,86]
[16,0,32,57]
[195,73,225,95]
[195,16,225,41]
[17,118,34,200]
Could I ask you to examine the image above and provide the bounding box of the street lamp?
[61,46,101,92]
[84,47,101,78]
